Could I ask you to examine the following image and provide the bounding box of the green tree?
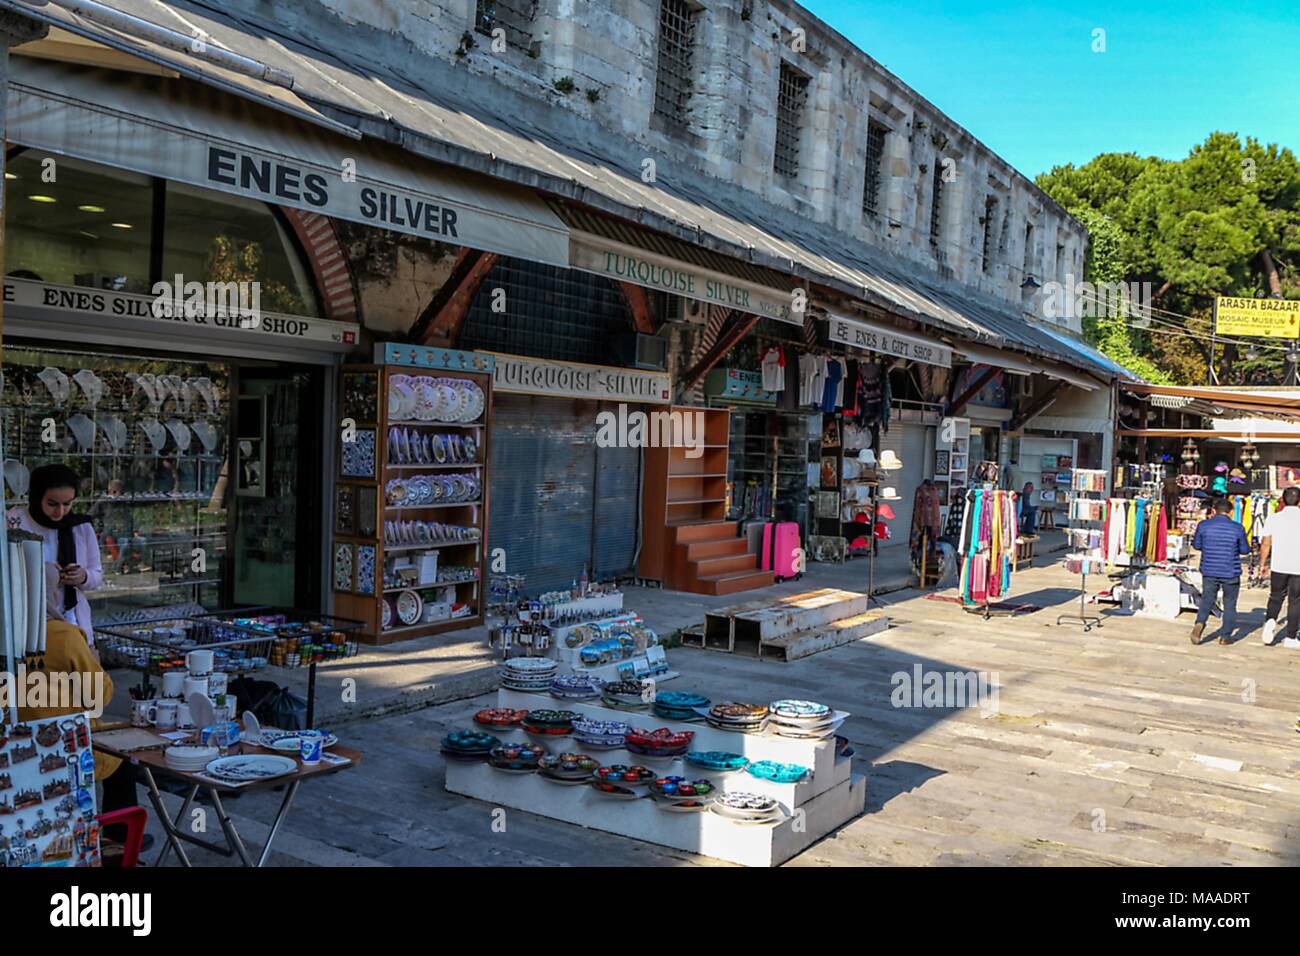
[1038,133,1300,385]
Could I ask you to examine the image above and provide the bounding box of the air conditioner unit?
[680,298,707,325]
[614,333,668,371]
[660,294,706,326]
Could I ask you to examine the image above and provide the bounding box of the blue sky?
[802,0,1300,180]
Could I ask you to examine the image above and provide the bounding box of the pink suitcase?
[761,522,803,582]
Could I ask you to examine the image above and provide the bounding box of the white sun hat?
[878,450,903,470]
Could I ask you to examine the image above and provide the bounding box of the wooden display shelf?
[639,405,771,595]
[335,360,492,644]
[384,501,482,511]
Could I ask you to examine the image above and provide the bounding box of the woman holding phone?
[5,463,104,646]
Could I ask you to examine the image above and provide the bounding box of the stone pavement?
[128,537,1300,867]
[107,541,927,728]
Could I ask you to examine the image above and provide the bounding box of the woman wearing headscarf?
[5,463,104,646]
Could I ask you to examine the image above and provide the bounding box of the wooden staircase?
[637,406,774,597]
[671,521,773,596]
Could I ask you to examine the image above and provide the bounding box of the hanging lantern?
[1240,440,1260,468]
[1180,438,1199,464]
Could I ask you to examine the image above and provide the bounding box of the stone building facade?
[252,0,1089,333]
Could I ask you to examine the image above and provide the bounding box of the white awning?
[954,343,1037,376]
[957,340,1102,390]
[7,58,570,267]
[824,311,953,368]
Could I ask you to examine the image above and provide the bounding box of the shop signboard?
[377,344,495,373]
[1213,296,1300,338]
[484,352,671,404]
[3,278,357,351]
[827,313,953,368]
[8,58,570,269]
[704,368,777,404]
[569,233,799,325]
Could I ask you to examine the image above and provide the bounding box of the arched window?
[4,150,321,317]
[163,182,320,317]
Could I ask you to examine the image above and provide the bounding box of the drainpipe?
[23,0,295,88]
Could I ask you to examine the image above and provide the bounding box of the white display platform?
[444,689,866,866]
[445,760,865,867]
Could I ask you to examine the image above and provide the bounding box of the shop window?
[654,0,699,129]
[459,257,635,365]
[929,157,944,251]
[774,62,809,180]
[4,151,153,293]
[1,345,230,624]
[162,182,321,318]
[981,196,998,274]
[861,121,888,219]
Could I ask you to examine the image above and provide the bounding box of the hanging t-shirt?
[1264,507,1300,574]
[855,362,883,425]
[760,347,785,391]
[821,359,843,412]
[799,353,821,405]
[780,354,800,411]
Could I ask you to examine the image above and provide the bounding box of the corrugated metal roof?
[5,0,1117,378]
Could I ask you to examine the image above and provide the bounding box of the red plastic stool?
[97,807,148,868]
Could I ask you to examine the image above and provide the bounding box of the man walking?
[1261,486,1300,647]
[1190,496,1251,645]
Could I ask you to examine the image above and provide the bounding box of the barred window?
[654,0,698,127]
[862,121,888,219]
[929,157,944,249]
[774,63,809,179]
[475,0,536,51]
[981,196,998,273]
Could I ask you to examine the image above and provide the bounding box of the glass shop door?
[229,364,324,610]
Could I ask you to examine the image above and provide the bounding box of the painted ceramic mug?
[130,699,157,728]
[186,650,214,676]
[161,671,185,698]
[154,699,179,731]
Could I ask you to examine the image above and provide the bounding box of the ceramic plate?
[262,732,339,751]
[539,772,591,786]
[589,782,643,800]
[435,384,458,421]
[414,381,439,421]
[652,796,712,813]
[204,754,297,782]
[396,590,422,626]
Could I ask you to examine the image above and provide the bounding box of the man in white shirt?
[1260,486,1300,647]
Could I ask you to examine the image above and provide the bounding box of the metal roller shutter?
[592,413,641,579]
[489,395,596,592]
[877,422,927,547]
[488,395,643,590]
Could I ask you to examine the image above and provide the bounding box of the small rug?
[925,593,1042,614]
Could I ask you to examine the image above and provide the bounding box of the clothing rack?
[1059,468,1104,632]
[957,488,1019,619]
